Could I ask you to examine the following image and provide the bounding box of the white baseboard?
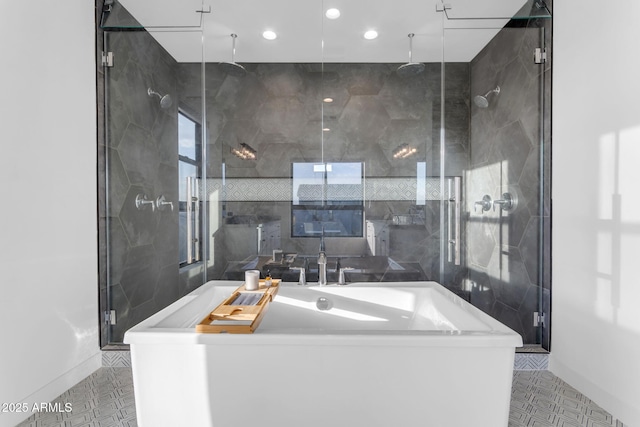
[0,352,101,427]
[550,355,639,427]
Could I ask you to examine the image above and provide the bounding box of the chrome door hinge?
[104,310,117,325]
[534,48,547,64]
[196,5,211,14]
[102,51,114,67]
[533,311,545,327]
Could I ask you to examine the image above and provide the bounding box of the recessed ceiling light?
[323,97,334,103]
[364,30,378,40]
[262,30,277,40]
[325,8,341,19]
[323,128,331,132]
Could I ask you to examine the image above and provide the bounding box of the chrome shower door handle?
[447,177,462,266]
[186,178,193,263]
[193,178,201,262]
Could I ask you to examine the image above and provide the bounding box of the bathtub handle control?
[290,267,306,286]
[338,267,354,285]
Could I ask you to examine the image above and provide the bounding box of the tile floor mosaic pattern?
[16,368,626,427]
[510,371,626,427]
[16,368,137,427]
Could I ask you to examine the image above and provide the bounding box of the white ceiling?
[117,0,528,63]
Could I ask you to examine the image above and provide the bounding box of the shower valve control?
[135,194,155,211]
[156,195,174,211]
[474,195,492,213]
[493,192,516,212]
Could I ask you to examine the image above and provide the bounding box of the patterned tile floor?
[16,368,626,427]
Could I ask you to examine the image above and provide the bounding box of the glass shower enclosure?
[98,0,551,350]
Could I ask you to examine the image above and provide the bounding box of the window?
[178,111,202,266]
[291,162,364,237]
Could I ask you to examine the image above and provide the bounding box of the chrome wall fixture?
[474,195,492,213]
[135,193,174,212]
[473,192,516,213]
[135,194,155,211]
[493,192,516,211]
[147,87,173,109]
[473,86,501,108]
[155,195,174,211]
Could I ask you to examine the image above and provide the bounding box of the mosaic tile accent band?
[102,351,131,367]
[514,353,549,371]
[206,177,448,202]
[102,350,546,371]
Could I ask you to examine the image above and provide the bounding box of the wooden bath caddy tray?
[196,280,280,334]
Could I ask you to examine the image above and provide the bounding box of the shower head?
[397,33,425,77]
[220,34,247,77]
[147,88,172,109]
[219,61,247,77]
[473,86,500,108]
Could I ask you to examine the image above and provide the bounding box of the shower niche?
[98,0,551,350]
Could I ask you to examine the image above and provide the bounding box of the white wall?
[551,1,640,425]
[0,2,101,426]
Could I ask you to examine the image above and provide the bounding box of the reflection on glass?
[178,112,202,265]
[292,162,364,237]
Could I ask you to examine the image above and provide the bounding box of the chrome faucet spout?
[317,251,327,286]
[318,226,327,286]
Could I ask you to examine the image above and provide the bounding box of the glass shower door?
[99,1,207,345]
[440,1,552,349]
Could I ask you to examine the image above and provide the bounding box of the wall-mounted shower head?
[474,86,500,108]
[147,88,172,109]
[397,33,425,77]
[220,34,247,77]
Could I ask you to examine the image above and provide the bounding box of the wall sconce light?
[393,143,417,159]
[231,143,257,160]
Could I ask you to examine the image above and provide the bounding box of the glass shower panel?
[99,4,206,344]
[316,1,444,284]
[97,0,551,349]
[200,3,325,282]
[441,5,551,348]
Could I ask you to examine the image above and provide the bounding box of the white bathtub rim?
[124,280,523,348]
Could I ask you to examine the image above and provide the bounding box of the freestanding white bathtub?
[124,281,522,427]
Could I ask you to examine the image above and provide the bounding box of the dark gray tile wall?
[177,62,469,285]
